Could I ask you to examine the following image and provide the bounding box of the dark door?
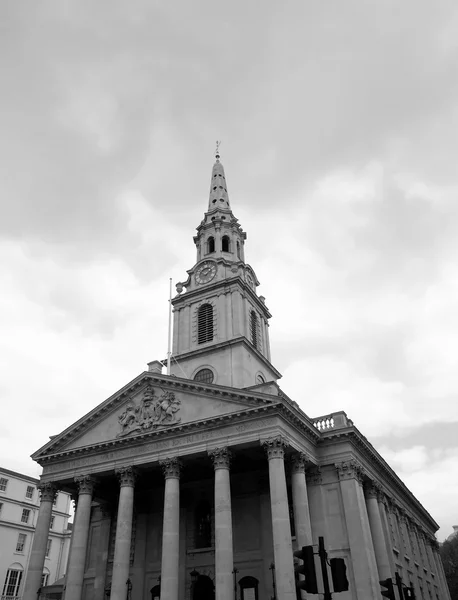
[193,575,215,600]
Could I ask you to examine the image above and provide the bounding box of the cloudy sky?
[1,1,458,539]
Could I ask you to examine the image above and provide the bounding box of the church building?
[23,152,451,600]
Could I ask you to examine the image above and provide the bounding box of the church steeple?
[170,150,281,389]
[208,145,230,211]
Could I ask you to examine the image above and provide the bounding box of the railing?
[1,595,21,600]
[312,411,352,431]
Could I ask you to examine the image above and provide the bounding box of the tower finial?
[215,140,221,161]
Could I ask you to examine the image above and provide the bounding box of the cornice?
[34,403,281,464]
[34,398,321,467]
[170,337,282,379]
[318,428,438,531]
[172,273,272,318]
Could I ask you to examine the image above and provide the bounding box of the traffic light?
[379,578,396,600]
[403,587,415,599]
[330,558,349,592]
[294,546,318,594]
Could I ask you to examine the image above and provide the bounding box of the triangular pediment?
[33,372,277,460]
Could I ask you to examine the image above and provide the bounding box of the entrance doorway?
[192,575,215,600]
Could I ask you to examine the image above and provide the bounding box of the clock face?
[195,261,217,284]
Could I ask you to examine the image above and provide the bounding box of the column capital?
[75,475,95,495]
[335,460,365,484]
[38,482,58,503]
[262,436,288,460]
[398,508,409,524]
[306,466,322,485]
[115,466,137,487]
[208,446,231,469]
[364,480,382,499]
[290,453,308,474]
[160,457,182,479]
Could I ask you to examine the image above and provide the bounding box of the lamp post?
[126,579,132,600]
[232,567,239,600]
[269,562,277,600]
[190,569,199,600]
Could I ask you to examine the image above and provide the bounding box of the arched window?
[195,500,212,548]
[221,235,230,252]
[207,237,215,253]
[194,368,214,384]
[198,304,214,344]
[3,565,24,597]
[250,311,259,349]
[256,374,265,384]
[239,577,259,600]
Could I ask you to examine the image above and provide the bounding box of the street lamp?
[232,567,239,600]
[269,562,277,600]
[126,579,132,600]
[190,569,200,584]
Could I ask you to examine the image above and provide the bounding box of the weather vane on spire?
[215,140,221,159]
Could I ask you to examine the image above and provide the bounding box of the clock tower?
[169,149,281,388]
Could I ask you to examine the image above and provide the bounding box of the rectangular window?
[25,485,34,500]
[49,516,55,529]
[45,539,52,558]
[0,502,3,516]
[0,477,8,492]
[2,569,23,596]
[41,573,49,588]
[21,508,31,523]
[16,533,26,553]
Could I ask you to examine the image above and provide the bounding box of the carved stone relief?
[117,385,181,437]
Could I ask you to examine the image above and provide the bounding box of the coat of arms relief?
[117,385,181,437]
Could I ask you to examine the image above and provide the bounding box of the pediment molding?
[32,372,280,461]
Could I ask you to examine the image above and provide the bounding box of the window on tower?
[197,304,214,344]
[194,368,214,384]
[222,235,230,252]
[250,310,259,349]
[207,237,215,253]
[237,241,241,259]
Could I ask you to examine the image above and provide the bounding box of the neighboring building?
[444,526,458,543]
[0,467,72,600]
[22,152,451,600]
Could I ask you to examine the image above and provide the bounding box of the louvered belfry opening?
[198,304,214,344]
[250,310,258,349]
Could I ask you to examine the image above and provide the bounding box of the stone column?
[364,482,391,580]
[65,476,95,600]
[263,437,296,600]
[111,467,136,600]
[377,494,396,578]
[209,448,234,600]
[336,461,380,600]
[290,453,312,548]
[93,504,112,600]
[22,483,57,600]
[160,457,181,600]
[218,293,227,340]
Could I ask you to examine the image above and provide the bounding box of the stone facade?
[22,153,451,600]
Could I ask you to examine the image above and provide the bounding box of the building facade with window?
[0,468,72,600]
[22,153,451,600]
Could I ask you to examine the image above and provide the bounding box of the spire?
[208,141,230,211]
